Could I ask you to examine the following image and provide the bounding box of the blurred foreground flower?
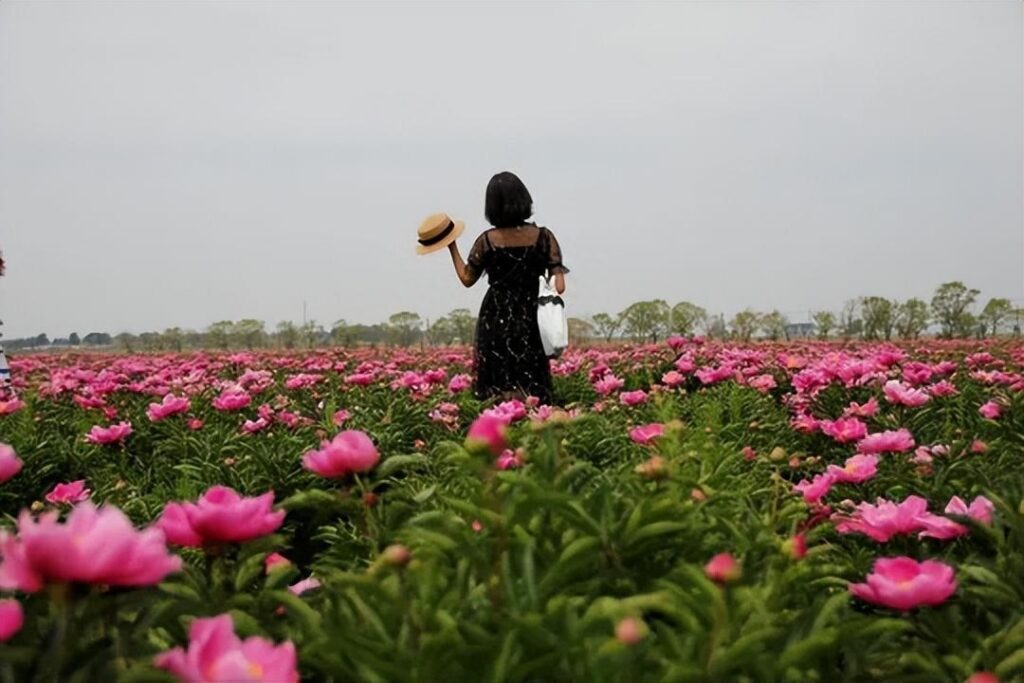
[0,502,180,591]
[155,614,298,683]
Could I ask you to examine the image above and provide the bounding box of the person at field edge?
[416,172,568,405]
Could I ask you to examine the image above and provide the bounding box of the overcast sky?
[1,1,1021,339]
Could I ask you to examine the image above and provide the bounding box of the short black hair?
[485,172,533,228]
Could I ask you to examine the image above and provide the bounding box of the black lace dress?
[466,224,569,405]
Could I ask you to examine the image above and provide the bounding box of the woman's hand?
[448,241,479,288]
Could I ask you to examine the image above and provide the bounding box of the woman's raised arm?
[448,241,480,288]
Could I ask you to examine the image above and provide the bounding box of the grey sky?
[1,1,1021,339]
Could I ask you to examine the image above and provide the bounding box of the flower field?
[0,338,1022,682]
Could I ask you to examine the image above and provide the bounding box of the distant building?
[785,323,817,339]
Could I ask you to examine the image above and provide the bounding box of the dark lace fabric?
[466,224,569,405]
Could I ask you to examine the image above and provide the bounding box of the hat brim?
[416,220,465,255]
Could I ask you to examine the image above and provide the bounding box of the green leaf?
[624,521,688,549]
[378,454,428,478]
[996,648,1024,679]
[777,627,839,669]
[234,552,268,592]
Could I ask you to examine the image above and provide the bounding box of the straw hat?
[416,213,465,255]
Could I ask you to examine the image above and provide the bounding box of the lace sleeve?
[466,232,488,278]
[543,228,569,275]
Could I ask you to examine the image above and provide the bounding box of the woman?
[447,172,568,405]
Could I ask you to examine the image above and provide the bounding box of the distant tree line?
[581,281,1020,344]
[3,282,1019,352]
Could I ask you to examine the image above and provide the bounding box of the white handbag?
[537,276,568,359]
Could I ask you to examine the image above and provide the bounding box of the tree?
[388,312,422,347]
[860,297,895,340]
[298,321,324,349]
[620,300,670,343]
[114,333,134,352]
[68,332,81,346]
[139,332,161,351]
[705,314,728,340]
[669,301,707,336]
[839,300,862,340]
[978,298,1013,337]
[206,321,235,350]
[567,317,594,345]
[447,309,476,345]
[82,332,112,346]
[759,310,789,341]
[591,313,622,343]
[895,299,929,339]
[330,320,354,347]
[276,321,299,349]
[931,281,979,338]
[729,309,760,342]
[811,311,835,339]
[427,317,457,346]
[236,319,266,349]
[162,327,185,352]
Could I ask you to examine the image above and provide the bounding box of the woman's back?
[468,225,566,292]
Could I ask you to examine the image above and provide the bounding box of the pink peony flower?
[288,576,321,596]
[615,617,648,645]
[918,513,969,540]
[0,444,23,483]
[0,600,23,642]
[85,421,133,445]
[705,552,741,583]
[332,409,351,426]
[793,473,835,504]
[448,374,472,393]
[187,418,204,431]
[496,449,524,470]
[820,417,868,444]
[212,389,252,412]
[912,446,935,464]
[944,495,995,525]
[0,398,25,416]
[661,370,685,388]
[970,439,989,454]
[928,379,959,397]
[849,557,957,611]
[857,429,915,455]
[741,446,757,461]
[465,414,508,455]
[882,380,930,408]
[154,614,298,683]
[826,454,879,484]
[834,495,966,542]
[979,401,1001,420]
[748,374,777,393]
[834,496,930,542]
[264,552,291,573]
[242,417,270,434]
[619,390,648,407]
[302,430,380,478]
[629,423,665,446]
[843,397,879,418]
[0,502,181,591]
[593,375,625,396]
[966,673,1000,683]
[45,480,91,505]
[156,486,285,547]
[146,394,191,422]
[783,533,807,560]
